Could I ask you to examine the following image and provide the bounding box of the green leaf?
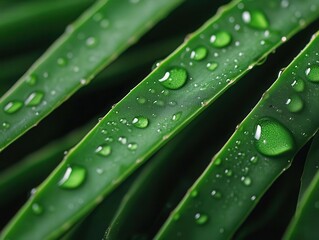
[2,0,319,239]
[0,0,184,151]
[283,133,319,240]
[155,32,319,239]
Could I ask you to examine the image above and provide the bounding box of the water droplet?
[305,66,319,82]
[57,57,67,66]
[291,79,305,92]
[250,156,258,164]
[211,190,222,199]
[2,122,10,129]
[4,101,23,114]
[190,190,198,198]
[241,176,252,186]
[214,158,222,166]
[100,19,110,28]
[206,62,218,71]
[32,203,43,215]
[173,213,180,221]
[152,60,162,70]
[58,165,86,189]
[285,95,303,113]
[25,91,44,107]
[136,97,146,104]
[128,142,138,151]
[210,31,232,48]
[118,136,127,145]
[95,144,111,157]
[159,68,187,90]
[172,112,182,121]
[132,116,149,129]
[195,213,209,225]
[224,169,233,177]
[86,37,97,47]
[242,10,269,30]
[25,75,37,86]
[254,118,294,157]
[190,47,208,61]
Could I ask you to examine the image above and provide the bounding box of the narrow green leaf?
[0,0,184,151]
[2,0,319,239]
[155,32,319,239]
[283,133,319,240]
[298,133,319,200]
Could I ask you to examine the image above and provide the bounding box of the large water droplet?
[305,66,319,82]
[95,144,111,157]
[285,95,303,113]
[159,68,187,90]
[254,118,294,157]
[291,79,305,92]
[194,213,209,225]
[25,91,44,107]
[242,10,269,30]
[4,101,23,114]
[190,47,208,61]
[132,116,149,129]
[32,203,43,215]
[59,165,87,189]
[210,31,232,48]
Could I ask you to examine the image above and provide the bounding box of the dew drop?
[57,57,67,67]
[190,47,208,61]
[100,19,110,28]
[136,97,146,104]
[211,190,222,199]
[132,116,149,129]
[25,91,44,107]
[241,176,252,186]
[159,68,187,90]
[206,62,218,71]
[25,75,37,86]
[173,213,180,221]
[214,158,222,166]
[118,136,127,145]
[195,213,209,225]
[128,142,138,151]
[86,37,97,47]
[190,190,198,198]
[242,10,270,30]
[95,144,111,157]
[254,118,294,157]
[32,203,43,215]
[250,156,258,164]
[291,79,305,92]
[210,31,232,48]
[172,112,182,121]
[305,66,319,82]
[58,165,87,189]
[4,101,23,114]
[224,169,233,177]
[285,95,303,113]
[2,122,10,129]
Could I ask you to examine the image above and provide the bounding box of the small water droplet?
[128,142,138,151]
[86,37,97,47]
[118,136,127,145]
[254,118,294,157]
[95,144,111,157]
[241,176,252,186]
[100,19,110,28]
[2,122,10,129]
[4,101,23,114]
[224,169,233,177]
[58,165,86,189]
[250,156,258,164]
[32,203,43,215]
[214,158,222,166]
[190,47,208,61]
[172,112,182,121]
[173,213,180,221]
[210,31,232,48]
[132,116,149,129]
[211,190,222,199]
[291,79,305,92]
[57,57,67,66]
[25,75,37,86]
[195,213,209,225]
[190,190,198,198]
[242,10,269,30]
[25,91,44,107]
[206,62,218,71]
[285,95,303,113]
[305,66,319,82]
[159,68,187,90]
[136,97,146,104]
